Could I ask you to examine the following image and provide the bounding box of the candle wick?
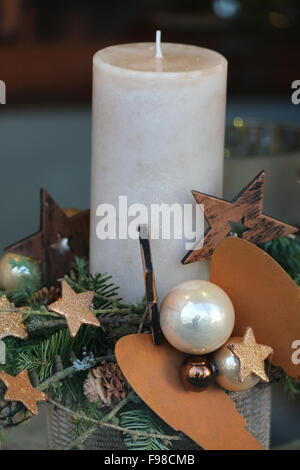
[155,30,163,59]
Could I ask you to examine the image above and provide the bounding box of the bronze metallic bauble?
[0,252,39,291]
[212,337,260,392]
[180,356,216,392]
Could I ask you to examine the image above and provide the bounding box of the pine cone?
[84,362,128,408]
[32,286,61,305]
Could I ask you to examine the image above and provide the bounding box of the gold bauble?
[212,337,260,392]
[63,208,81,218]
[0,253,39,291]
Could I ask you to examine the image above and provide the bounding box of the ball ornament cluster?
[160,280,263,392]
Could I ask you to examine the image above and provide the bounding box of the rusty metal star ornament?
[182,171,297,264]
[0,295,28,340]
[0,370,47,415]
[5,189,90,286]
[48,280,100,337]
[228,327,273,383]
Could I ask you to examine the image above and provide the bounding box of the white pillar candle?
[90,34,227,304]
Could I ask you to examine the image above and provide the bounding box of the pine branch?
[39,355,115,391]
[63,391,135,450]
[1,304,144,318]
[0,306,143,328]
[26,319,66,336]
[27,316,142,336]
[15,328,105,384]
[48,396,181,450]
[0,306,58,318]
[120,407,173,450]
[62,275,141,313]
[93,307,142,315]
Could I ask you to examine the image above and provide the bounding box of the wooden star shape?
[0,296,28,340]
[228,327,273,383]
[182,171,297,264]
[5,189,90,286]
[0,370,47,415]
[48,280,100,337]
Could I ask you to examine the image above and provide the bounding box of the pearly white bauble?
[159,280,235,354]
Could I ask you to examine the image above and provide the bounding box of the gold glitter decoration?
[48,280,100,337]
[0,296,28,340]
[228,327,273,383]
[0,370,47,415]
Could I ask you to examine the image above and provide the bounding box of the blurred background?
[0,0,300,450]
[1,0,300,102]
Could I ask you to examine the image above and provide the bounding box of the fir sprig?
[65,257,120,309]
[281,375,300,400]
[47,394,181,451]
[120,406,173,450]
[15,325,106,407]
[260,236,300,284]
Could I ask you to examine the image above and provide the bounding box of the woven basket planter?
[46,384,271,450]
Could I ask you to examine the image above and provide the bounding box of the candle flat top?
[94,43,226,74]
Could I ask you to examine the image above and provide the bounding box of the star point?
[182,171,297,264]
[49,280,100,337]
[229,327,273,383]
[0,296,28,340]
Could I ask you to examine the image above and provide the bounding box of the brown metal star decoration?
[0,370,47,415]
[228,327,273,383]
[48,280,100,337]
[182,171,297,264]
[5,189,90,286]
[0,296,28,340]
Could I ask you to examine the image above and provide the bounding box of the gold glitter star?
[0,296,28,340]
[48,280,100,337]
[228,327,273,383]
[0,370,47,415]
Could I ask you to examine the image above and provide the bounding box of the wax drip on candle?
[155,30,163,59]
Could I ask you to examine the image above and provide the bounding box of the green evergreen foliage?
[16,327,102,380]
[120,406,173,450]
[281,375,300,400]
[261,236,300,284]
[64,257,120,309]
[1,235,300,448]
